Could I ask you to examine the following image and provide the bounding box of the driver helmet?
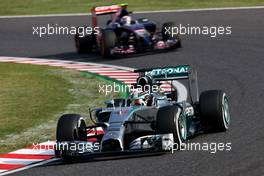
[144,94,154,106]
[130,90,145,106]
[120,16,132,26]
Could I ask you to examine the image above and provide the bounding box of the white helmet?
[120,16,131,26]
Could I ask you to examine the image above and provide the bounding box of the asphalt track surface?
[1,8,264,176]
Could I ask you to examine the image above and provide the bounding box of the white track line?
[0,57,135,71]
[10,149,54,156]
[115,78,136,81]
[0,170,7,174]
[136,6,264,14]
[0,6,263,18]
[99,73,138,75]
[0,158,45,165]
[0,158,60,176]
[80,70,129,73]
[108,76,138,79]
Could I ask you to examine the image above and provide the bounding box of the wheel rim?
[178,115,187,140]
[222,96,231,128]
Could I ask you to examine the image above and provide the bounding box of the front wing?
[55,133,174,158]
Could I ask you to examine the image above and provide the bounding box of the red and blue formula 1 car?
[75,4,181,58]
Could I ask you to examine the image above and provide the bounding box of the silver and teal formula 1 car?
[54,65,231,159]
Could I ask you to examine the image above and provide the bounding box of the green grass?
[0,62,122,153]
[0,0,264,16]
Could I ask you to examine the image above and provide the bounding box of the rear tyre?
[75,27,95,54]
[156,106,187,148]
[100,30,116,58]
[199,90,231,132]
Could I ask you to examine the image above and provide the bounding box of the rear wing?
[135,65,190,81]
[91,5,121,15]
[134,65,199,103]
[91,5,121,27]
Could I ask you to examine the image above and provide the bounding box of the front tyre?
[199,90,231,132]
[56,114,87,142]
[55,114,87,158]
[156,106,187,147]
